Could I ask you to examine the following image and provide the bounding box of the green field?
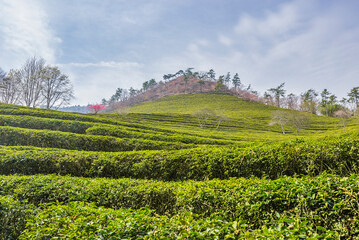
[1,93,359,239]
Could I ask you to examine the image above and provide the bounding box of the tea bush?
[0,126,192,152]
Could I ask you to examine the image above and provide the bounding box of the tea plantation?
[1,93,359,239]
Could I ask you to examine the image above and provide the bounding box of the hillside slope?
[118,93,354,142]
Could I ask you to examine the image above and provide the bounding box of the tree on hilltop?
[224,72,231,88]
[232,73,241,91]
[268,83,286,107]
[207,69,216,81]
[300,89,318,114]
[348,87,359,114]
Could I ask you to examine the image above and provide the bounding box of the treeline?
[103,68,358,117]
[0,56,73,109]
[263,83,359,117]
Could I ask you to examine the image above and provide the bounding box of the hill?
[0,97,359,238]
[113,93,353,143]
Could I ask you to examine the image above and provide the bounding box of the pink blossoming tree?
[87,104,106,114]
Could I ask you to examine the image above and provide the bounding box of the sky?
[0,0,358,105]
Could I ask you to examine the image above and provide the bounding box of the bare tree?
[0,68,5,81]
[41,66,74,109]
[19,56,46,107]
[289,112,311,135]
[192,108,215,128]
[286,93,299,110]
[0,69,21,104]
[214,109,229,129]
[270,110,289,134]
[192,108,229,129]
[334,109,352,131]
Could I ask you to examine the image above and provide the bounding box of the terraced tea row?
[0,126,192,151]
[0,109,237,145]
[1,173,357,239]
[0,131,358,180]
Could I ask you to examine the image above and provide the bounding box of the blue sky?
[0,0,358,105]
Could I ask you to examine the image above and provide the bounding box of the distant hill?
[112,76,258,110]
[117,75,220,107]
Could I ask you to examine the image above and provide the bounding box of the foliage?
[0,196,34,239]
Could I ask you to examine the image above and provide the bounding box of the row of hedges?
[0,126,192,152]
[0,105,183,134]
[1,174,358,238]
[0,199,342,239]
[0,114,92,134]
[0,132,358,180]
[20,201,342,239]
[86,125,233,145]
[0,196,34,239]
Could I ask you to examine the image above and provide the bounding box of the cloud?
[218,35,232,47]
[59,61,145,105]
[157,0,359,99]
[0,0,60,69]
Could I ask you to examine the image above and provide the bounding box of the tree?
[192,108,229,129]
[0,68,5,81]
[300,89,318,114]
[129,87,138,97]
[348,87,359,114]
[269,110,289,134]
[320,89,331,116]
[288,112,311,135]
[110,88,123,102]
[334,109,352,131]
[263,91,274,105]
[198,80,205,92]
[183,75,189,93]
[87,104,106,114]
[215,75,225,92]
[115,106,130,119]
[41,66,74,109]
[19,56,46,107]
[0,69,21,104]
[232,73,241,91]
[224,72,231,87]
[268,83,286,107]
[214,109,229,129]
[286,93,298,110]
[207,69,216,81]
[192,108,215,128]
[185,68,194,76]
